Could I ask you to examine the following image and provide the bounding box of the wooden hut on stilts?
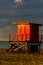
[8,22,42,53]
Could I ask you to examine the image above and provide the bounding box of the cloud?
[14,0,23,3]
[12,0,24,8]
[0,0,43,8]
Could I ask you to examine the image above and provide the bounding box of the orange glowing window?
[17,24,30,41]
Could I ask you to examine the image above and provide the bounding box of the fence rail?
[8,34,42,42]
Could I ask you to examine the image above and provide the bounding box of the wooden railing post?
[12,34,14,41]
[41,35,42,42]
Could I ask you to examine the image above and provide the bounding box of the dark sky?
[0,0,43,41]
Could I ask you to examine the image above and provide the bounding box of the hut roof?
[12,21,42,26]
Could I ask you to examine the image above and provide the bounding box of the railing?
[8,34,42,42]
[8,34,30,41]
[39,35,42,42]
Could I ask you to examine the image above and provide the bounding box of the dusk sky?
[0,0,43,41]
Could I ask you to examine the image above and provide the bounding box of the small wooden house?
[17,23,39,42]
[8,22,42,53]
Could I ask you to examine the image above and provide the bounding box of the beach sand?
[0,48,43,65]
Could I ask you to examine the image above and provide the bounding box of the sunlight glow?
[15,0,22,3]
[17,24,30,41]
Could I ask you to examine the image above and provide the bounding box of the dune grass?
[0,48,43,65]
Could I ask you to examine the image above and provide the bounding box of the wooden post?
[41,35,42,42]
[12,34,14,41]
[38,43,40,53]
[27,42,29,53]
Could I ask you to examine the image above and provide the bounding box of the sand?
[0,48,43,65]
